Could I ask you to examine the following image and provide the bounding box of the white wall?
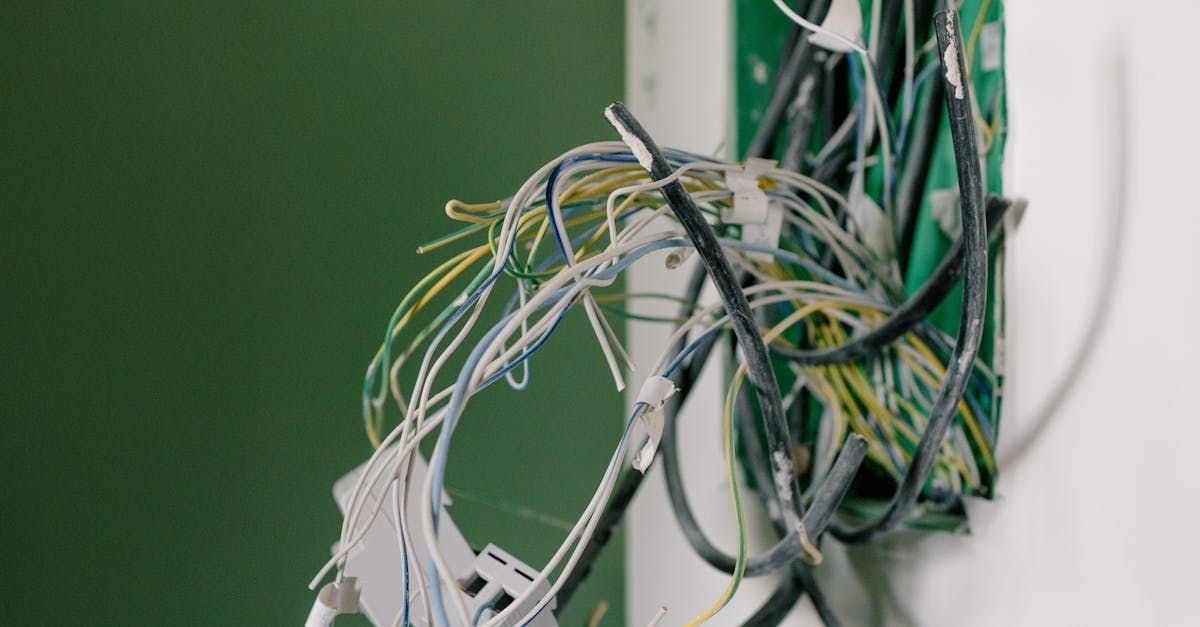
[626,1,1200,625]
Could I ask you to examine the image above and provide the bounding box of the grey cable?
[772,194,1009,366]
[831,9,989,544]
[605,101,806,529]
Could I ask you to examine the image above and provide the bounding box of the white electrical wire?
[313,123,1002,627]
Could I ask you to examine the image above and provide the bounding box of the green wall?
[2,2,625,624]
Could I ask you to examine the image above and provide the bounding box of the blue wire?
[542,153,638,263]
[849,53,902,201]
[541,150,704,264]
[895,60,941,161]
[420,235,685,627]
[849,54,869,188]
[471,601,494,626]
[417,202,996,624]
[397,486,411,627]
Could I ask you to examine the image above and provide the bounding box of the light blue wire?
[420,234,685,627]
[395,481,411,627]
[421,234,847,624]
[540,149,716,264]
[471,601,494,625]
[895,60,941,160]
[418,222,967,625]
[849,53,869,191]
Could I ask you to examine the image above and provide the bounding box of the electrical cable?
[780,63,825,173]
[555,266,710,613]
[830,9,988,544]
[316,6,1018,612]
[771,193,1009,366]
[733,372,839,627]
[894,73,945,261]
[659,384,869,577]
[745,0,833,160]
[605,101,807,530]
[741,571,802,627]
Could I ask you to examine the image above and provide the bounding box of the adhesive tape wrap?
[632,375,678,473]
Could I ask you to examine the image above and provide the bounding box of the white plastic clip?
[722,158,775,225]
[306,578,360,627]
[632,375,678,473]
[740,201,785,263]
[722,159,784,261]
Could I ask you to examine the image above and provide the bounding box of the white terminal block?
[331,453,475,626]
[459,544,557,627]
[330,452,558,626]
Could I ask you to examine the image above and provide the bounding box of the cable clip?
[722,158,775,225]
[723,159,783,262]
[632,375,678,473]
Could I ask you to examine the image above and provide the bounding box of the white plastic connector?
[459,544,558,627]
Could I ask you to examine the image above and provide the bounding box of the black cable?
[810,131,856,185]
[608,100,873,576]
[894,0,946,256]
[737,385,789,536]
[742,568,801,626]
[772,193,1008,366]
[830,9,988,544]
[795,565,841,627]
[872,0,908,96]
[894,76,945,261]
[605,102,806,529]
[660,386,868,576]
[744,0,832,160]
[780,54,826,173]
[734,363,841,627]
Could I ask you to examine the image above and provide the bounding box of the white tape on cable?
[631,375,678,473]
